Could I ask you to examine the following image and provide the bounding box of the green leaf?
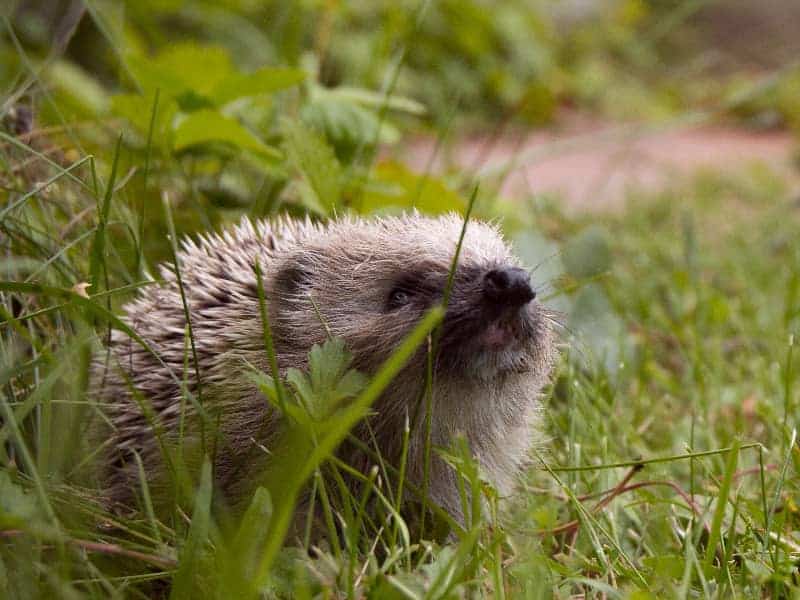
[284,338,368,423]
[131,43,234,98]
[213,67,306,105]
[326,85,426,115]
[282,118,343,214]
[301,95,399,157]
[251,370,308,427]
[361,161,464,214]
[217,487,273,596]
[512,229,563,286]
[170,458,214,600]
[0,472,41,529]
[642,554,686,579]
[569,283,626,375]
[562,225,613,280]
[111,92,178,144]
[173,109,281,160]
[250,306,445,588]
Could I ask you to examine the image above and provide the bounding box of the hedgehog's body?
[92,214,555,527]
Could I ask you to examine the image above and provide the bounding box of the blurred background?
[4,0,799,221]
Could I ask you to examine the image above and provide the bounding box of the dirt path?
[401,119,798,211]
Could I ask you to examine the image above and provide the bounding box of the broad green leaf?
[131,43,234,98]
[512,229,563,287]
[111,92,178,144]
[562,224,613,280]
[216,487,273,596]
[569,283,626,375]
[361,161,464,214]
[173,109,281,160]
[511,228,570,312]
[282,118,343,214]
[213,67,306,105]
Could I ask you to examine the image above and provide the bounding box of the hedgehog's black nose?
[483,267,536,307]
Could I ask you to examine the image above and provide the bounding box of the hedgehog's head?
[269,214,554,384]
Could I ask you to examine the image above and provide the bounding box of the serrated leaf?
[282,118,343,214]
[335,369,371,399]
[173,109,281,160]
[251,369,310,426]
[308,338,351,391]
[327,85,426,115]
[213,67,306,105]
[300,96,399,157]
[272,339,368,423]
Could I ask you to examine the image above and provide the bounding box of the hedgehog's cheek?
[271,319,327,357]
[328,325,405,373]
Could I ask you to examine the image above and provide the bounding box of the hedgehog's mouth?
[438,305,543,379]
[474,308,539,374]
[479,317,526,350]
[433,265,549,380]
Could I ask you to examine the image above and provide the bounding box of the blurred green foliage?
[7,0,800,129]
[3,0,796,267]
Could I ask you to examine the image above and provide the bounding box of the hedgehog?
[90,213,557,531]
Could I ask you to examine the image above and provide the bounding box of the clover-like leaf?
[286,338,368,423]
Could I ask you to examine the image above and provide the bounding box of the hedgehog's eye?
[387,287,413,311]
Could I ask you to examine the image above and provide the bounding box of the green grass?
[2,128,799,596]
[2,2,800,596]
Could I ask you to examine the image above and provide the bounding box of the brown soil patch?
[400,119,798,212]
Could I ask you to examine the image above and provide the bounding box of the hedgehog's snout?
[482,267,535,308]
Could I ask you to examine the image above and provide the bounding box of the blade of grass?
[136,88,160,276]
[766,427,797,569]
[0,155,93,221]
[161,192,205,448]
[253,259,286,412]
[89,135,122,295]
[703,438,739,577]
[550,443,762,472]
[419,184,478,537]
[169,458,213,600]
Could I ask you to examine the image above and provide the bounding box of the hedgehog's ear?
[275,263,312,296]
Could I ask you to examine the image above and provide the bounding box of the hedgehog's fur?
[91,213,556,528]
